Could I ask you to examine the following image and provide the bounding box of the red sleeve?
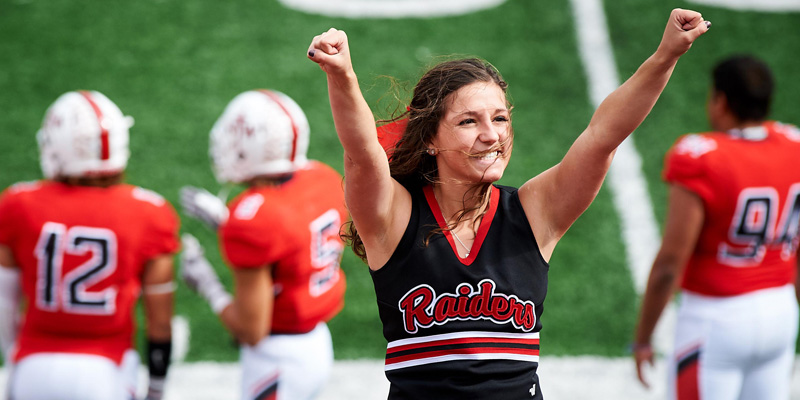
[138,192,180,260]
[0,182,36,247]
[220,196,294,269]
[663,134,718,203]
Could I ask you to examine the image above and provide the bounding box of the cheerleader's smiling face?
[430,81,512,184]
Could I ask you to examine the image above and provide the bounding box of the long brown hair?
[344,58,511,263]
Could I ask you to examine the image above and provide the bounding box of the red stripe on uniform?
[258,90,299,162]
[424,185,500,266]
[251,372,279,400]
[387,336,539,355]
[676,349,700,400]
[385,346,540,365]
[79,91,110,160]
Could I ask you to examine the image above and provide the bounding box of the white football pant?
[8,349,139,400]
[240,322,333,400]
[669,284,798,400]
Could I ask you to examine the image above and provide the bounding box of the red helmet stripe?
[258,90,299,162]
[79,91,110,161]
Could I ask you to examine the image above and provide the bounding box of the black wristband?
[147,338,172,378]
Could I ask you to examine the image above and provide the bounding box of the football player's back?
[180,90,347,400]
[1,181,178,363]
[222,161,346,333]
[0,91,179,400]
[634,56,800,399]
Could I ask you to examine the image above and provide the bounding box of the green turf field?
[1,0,798,364]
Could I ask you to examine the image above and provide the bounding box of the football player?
[0,91,179,400]
[180,89,347,400]
[634,55,800,399]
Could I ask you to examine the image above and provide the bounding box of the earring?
[427,148,438,156]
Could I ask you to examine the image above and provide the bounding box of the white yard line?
[277,0,507,18]
[569,0,661,296]
[568,0,677,358]
[686,0,800,11]
[7,357,800,399]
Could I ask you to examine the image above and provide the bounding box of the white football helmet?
[209,90,310,183]
[37,91,133,179]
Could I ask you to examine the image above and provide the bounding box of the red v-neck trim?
[423,185,499,266]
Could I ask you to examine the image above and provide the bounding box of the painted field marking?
[7,355,800,399]
[278,0,507,18]
[687,0,800,12]
[568,0,676,356]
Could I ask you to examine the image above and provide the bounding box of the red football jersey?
[0,181,180,364]
[220,161,347,334]
[664,121,800,296]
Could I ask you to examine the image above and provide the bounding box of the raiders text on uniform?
[399,279,537,334]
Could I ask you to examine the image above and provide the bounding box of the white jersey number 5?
[308,209,343,297]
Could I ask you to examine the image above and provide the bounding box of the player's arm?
[307,28,411,270]
[632,185,703,388]
[180,234,272,345]
[142,254,175,400]
[0,245,20,364]
[218,267,273,346]
[519,9,709,261]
